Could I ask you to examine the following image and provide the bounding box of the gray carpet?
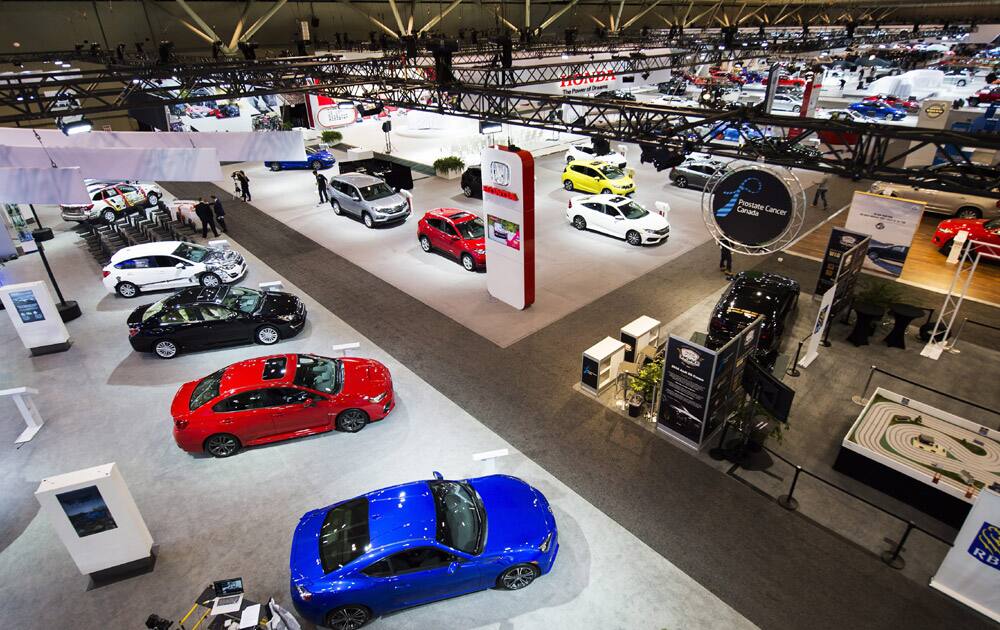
[162,180,994,630]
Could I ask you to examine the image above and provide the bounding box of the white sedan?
[102,241,248,298]
[565,144,628,169]
[566,194,670,246]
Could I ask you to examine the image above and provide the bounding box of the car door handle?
[220,418,234,425]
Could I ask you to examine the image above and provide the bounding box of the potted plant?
[433,156,465,180]
[627,359,663,419]
[320,130,343,145]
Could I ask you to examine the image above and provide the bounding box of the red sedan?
[171,353,394,457]
[862,94,919,112]
[762,76,806,88]
[931,217,1000,257]
[417,208,486,271]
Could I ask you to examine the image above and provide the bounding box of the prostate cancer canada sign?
[704,165,805,255]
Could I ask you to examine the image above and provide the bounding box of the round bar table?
[884,303,925,349]
[847,302,885,347]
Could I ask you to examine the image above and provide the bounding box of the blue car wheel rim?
[328,607,368,630]
[503,566,536,590]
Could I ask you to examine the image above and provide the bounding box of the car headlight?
[644,229,660,234]
[539,532,553,552]
[368,392,387,403]
[474,248,485,254]
[277,314,298,322]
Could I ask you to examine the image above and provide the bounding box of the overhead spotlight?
[60,118,93,135]
[238,41,258,60]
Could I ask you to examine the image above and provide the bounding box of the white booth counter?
[581,336,626,396]
[621,316,661,363]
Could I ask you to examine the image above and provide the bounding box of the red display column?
[481,145,535,310]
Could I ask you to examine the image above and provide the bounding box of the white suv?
[566,194,670,246]
[61,180,162,224]
[565,144,628,169]
[102,241,248,298]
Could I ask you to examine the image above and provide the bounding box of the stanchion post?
[880,521,914,570]
[708,421,731,461]
[821,317,832,347]
[851,365,876,406]
[778,465,801,510]
[786,341,803,377]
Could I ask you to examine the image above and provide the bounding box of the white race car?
[565,143,628,169]
[61,180,162,224]
[566,194,669,246]
[102,241,248,298]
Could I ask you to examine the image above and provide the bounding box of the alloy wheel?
[419,236,432,252]
[331,201,342,215]
[205,434,240,457]
[563,180,574,191]
[675,176,687,188]
[338,409,368,433]
[102,210,117,224]
[154,340,177,359]
[462,254,476,271]
[327,606,369,630]
[363,213,374,228]
[201,273,221,287]
[956,207,980,219]
[462,185,473,197]
[117,282,138,298]
[257,326,280,345]
[501,565,537,590]
[147,193,160,206]
[572,216,586,230]
[626,231,642,246]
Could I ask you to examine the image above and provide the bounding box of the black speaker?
[311,17,320,28]
[382,121,392,133]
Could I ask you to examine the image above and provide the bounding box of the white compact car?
[102,241,248,298]
[824,109,875,123]
[769,93,803,113]
[61,180,162,224]
[566,194,670,246]
[565,144,628,169]
[651,95,702,109]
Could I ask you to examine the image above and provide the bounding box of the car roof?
[567,159,618,168]
[573,193,630,205]
[160,285,238,306]
[109,241,186,263]
[219,353,297,394]
[427,208,478,222]
[364,481,437,549]
[334,172,381,185]
[731,271,799,292]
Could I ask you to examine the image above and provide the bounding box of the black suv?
[707,271,799,365]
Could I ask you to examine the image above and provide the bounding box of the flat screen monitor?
[741,358,795,423]
[213,577,245,597]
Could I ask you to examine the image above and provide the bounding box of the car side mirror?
[302,398,315,408]
[447,561,460,574]
[175,263,185,269]
[432,471,444,480]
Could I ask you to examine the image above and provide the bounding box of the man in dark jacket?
[195,197,219,238]
[211,195,227,232]
[315,172,329,204]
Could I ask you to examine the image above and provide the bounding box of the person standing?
[719,241,733,274]
[812,176,829,210]
[237,171,251,202]
[195,197,219,238]
[211,195,227,232]
[315,171,329,204]
[231,172,242,201]
[839,77,846,92]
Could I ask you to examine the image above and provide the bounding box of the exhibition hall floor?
[212,149,822,347]
[0,205,755,630]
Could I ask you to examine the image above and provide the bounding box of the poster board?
[844,191,925,277]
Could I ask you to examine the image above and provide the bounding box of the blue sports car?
[265,146,337,171]
[289,473,558,629]
[848,101,907,121]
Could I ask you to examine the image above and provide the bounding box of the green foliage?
[853,277,905,309]
[320,130,343,144]
[628,359,663,401]
[433,156,465,172]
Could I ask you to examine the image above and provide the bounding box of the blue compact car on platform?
[265,146,337,171]
[289,473,558,629]
[848,101,907,121]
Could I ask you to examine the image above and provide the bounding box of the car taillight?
[710,318,724,331]
[128,326,140,337]
[567,199,572,209]
[174,418,188,430]
[102,270,110,278]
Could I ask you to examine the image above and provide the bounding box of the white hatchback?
[566,194,670,246]
[102,241,248,298]
[565,144,628,169]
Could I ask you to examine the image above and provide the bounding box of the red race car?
[417,208,486,272]
[862,94,919,112]
[171,353,394,457]
[931,217,1000,257]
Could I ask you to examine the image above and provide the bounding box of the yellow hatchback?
[562,160,636,195]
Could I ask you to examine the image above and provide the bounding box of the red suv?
[417,208,486,271]
[170,353,394,457]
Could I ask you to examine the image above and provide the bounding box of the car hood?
[936,218,984,234]
[203,248,244,269]
[469,475,554,555]
[369,194,408,211]
[257,291,302,318]
[340,357,392,398]
[629,213,669,230]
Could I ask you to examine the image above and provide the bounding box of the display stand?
[258,280,285,292]
[207,239,230,250]
[620,316,661,363]
[0,281,72,355]
[1,386,44,443]
[35,463,154,584]
[581,337,626,396]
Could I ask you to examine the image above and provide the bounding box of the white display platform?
[1,386,44,443]
[35,462,153,578]
[0,280,71,355]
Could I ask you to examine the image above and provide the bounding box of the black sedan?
[461,165,482,198]
[127,286,306,359]
[707,271,799,366]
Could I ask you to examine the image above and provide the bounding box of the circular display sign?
[702,164,806,255]
[924,103,946,118]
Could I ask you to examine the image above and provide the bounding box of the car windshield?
[600,165,626,180]
[172,242,210,263]
[984,218,1000,230]
[455,217,485,240]
[729,288,780,319]
[359,183,395,200]
[220,287,262,313]
[619,201,649,220]
[428,480,484,555]
[293,354,342,394]
[189,369,224,410]
[319,498,370,573]
[142,298,168,322]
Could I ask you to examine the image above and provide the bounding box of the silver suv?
[869,181,999,219]
[328,173,410,228]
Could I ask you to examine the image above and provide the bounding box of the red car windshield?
[455,217,485,240]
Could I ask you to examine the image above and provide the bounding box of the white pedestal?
[207,239,230,250]
[258,281,285,292]
[347,148,374,161]
[332,342,361,356]
[473,448,509,474]
[1,387,44,443]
